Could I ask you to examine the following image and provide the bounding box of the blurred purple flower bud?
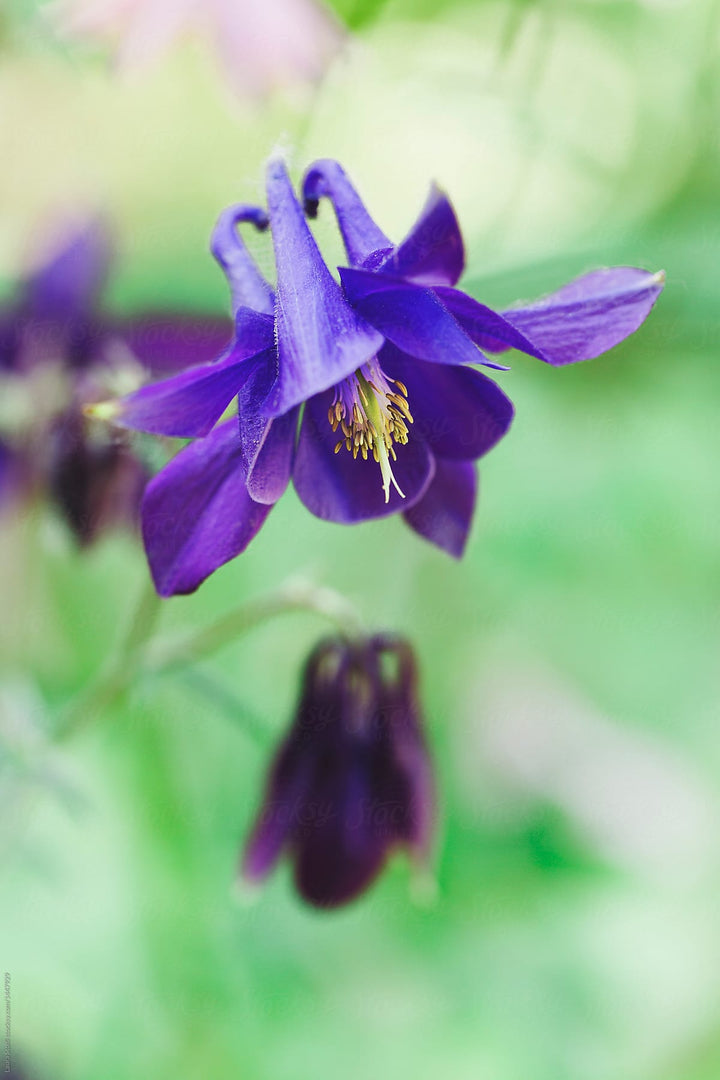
[242,633,434,909]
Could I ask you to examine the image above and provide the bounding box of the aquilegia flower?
[103,158,663,597]
[0,215,231,542]
[241,633,434,908]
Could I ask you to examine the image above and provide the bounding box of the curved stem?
[144,579,364,674]
[59,576,161,739]
[59,578,363,739]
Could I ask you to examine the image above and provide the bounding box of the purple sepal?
[22,217,112,325]
[434,286,548,357]
[242,727,317,884]
[403,458,478,558]
[302,158,391,267]
[116,313,233,375]
[439,267,665,365]
[339,267,488,367]
[113,311,275,437]
[141,420,272,597]
[378,184,465,287]
[293,390,435,523]
[501,267,665,365]
[264,160,384,417]
[245,405,299,505]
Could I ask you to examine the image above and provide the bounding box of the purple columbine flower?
[241,633,434,909]
[0,216,231,541]
[107,162,509,594]
[106,158,664,596]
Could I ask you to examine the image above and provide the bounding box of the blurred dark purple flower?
[0,217,112,376]
[0,216,231,542]
[242,633,434,909]
[46,406,148,545]
[105,158,663,596]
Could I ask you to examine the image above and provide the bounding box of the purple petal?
[245,406,299,505]
[264,160,384,417]
[210,204,275,317]
[110,312,275,437]
[375,649,435,859]
[141,420,272,597]
[434,286,545,357]
[235,350,281,476]
[379,184,465,287]
[115,313,233,375]
[292,755,390,908]
[501,267,665,365]
[403,458,478,558]
[293,390,435,523]
[302,158,392,267]
[442,268,665,365]
[339,267,487,367]
[22,217,112,323]
[386,347,514,460]
[242,730,316,884]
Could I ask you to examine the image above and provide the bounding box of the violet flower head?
[0,217,112,376]
[242,633,434,909]
[108,160,507,595]
[46,405,148,545]
[105,157,664,597]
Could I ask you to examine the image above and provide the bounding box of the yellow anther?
[327,361,413,502]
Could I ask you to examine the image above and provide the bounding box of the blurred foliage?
[1,1,719,1079]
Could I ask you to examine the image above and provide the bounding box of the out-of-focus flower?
[242,633,434,908]
[52,0,342,99]
[0,216,231,543]
[45,405,147,544]
[104,158,663,598]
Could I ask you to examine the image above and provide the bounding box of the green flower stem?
[172,664,271,747]
[59,576,161,739]
[144,580,365,675]
[59,578,363,739]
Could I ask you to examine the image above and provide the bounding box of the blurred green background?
[1,0,720,1077]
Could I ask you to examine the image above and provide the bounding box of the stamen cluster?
[328,361,412,461]
[327,359,413,500]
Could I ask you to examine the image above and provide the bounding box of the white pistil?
[327,361,413,503]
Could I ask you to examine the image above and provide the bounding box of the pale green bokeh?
[1,2,719,1079]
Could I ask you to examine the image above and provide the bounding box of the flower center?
[327,359,413,503]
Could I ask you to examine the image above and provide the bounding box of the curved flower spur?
[100,158,664,596]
